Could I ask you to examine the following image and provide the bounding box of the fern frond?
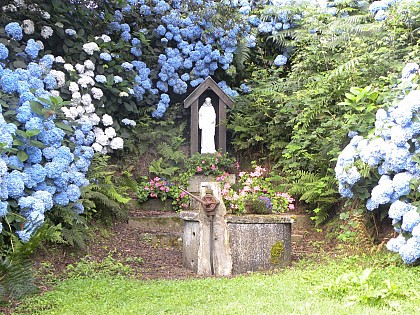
[268,30,295,46]
[234,36,251,70]
[328,56,361,79]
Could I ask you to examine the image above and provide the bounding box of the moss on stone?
[270,240,285,265]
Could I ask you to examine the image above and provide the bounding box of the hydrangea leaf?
[17,150,29,162]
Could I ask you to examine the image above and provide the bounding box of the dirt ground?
[30,213,339,282]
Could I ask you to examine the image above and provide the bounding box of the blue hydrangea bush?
[335,63,420,264]
[0,25,94,242]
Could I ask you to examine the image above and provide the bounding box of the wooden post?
[218,99,227,153]
[191,99,199,155]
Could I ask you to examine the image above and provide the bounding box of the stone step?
[138,232,182,249]
[128,213,183,234]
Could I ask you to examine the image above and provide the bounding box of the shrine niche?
[183,77,234,156]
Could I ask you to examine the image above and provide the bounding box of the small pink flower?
[239,171,246,177]
[243,185,251,192]
[235,162,240,169]
[182,203,188,208]
[180,191,187,198]
[253,186,261,191]
[144,186,150,190]
[217,152,222,157]
[288,204,295,210]
[201,160,206,164]
[211,164,216,170]
[160,186,166,191]
[150,193,157,198]
[197,166,202,172]
[154,177,160,181]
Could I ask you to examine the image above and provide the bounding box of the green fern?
[289,171,339,225]
[234,36,252,70]
[0,224,62,301]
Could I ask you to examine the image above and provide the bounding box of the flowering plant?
[137,176,189,211]
[221,164,295,214]
[185,150,239,177]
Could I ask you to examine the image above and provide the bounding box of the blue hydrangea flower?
[386,234,406,252]
[65,29,77,36]
[121,118,136,126]
[54,191,69,206]
[274,55,288,66]
[5,170,25,198]
[23,164,47,189]
[388,200,414,220]
[401,210,420,233]
[0,43,9,60]
[95,75,107,83]
[25,39,41,59]
[399,237,420,264]
[73,203,85,214]
[5,22,23,41]
[0,201,8,217]
[66,184,81,202]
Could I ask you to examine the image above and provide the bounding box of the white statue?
[198,97,216,154]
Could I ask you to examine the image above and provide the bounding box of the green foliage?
[0,224,62,302]
[229,2,420,223]
[321,268,411,307]
[65,254,135,279]
[81,154,131,224]
[12,253,420,315]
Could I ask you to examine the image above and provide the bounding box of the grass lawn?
[10,253,420,315]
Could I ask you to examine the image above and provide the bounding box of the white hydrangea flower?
[81,94,92,106]
[96,134,109,146]
[95,34,111,42]
[84,60,95,70]
[2,4,17,12]
[61,107,70,117]
[75,63,85,74]
[110,137,124,150]
[55,22,64,28]
[84,70,95,77]
[69,82,79,93]
[71,91,82,103]
[68,107,79,119]
[82,42,100,55]
[102,114,113,126]
[14,0,25,6]
[92,143,103,152]
[127,88,134,95]
[64,63,74,72]
[41,11,50,19]
[76,106,85,115]
[50,90,60,97]
[41,26,53,38]
[50,70,65,87]
[77,75,95,88]
[55,56,65,63]
[84,103,95,114]
[88,113,100,125]
[105,127,116,138]
[119,91,129,97]
[93,127,104,136]
[91,87,103,100]
[22,19,35,34]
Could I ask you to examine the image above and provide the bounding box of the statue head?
[204,97,212,105]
